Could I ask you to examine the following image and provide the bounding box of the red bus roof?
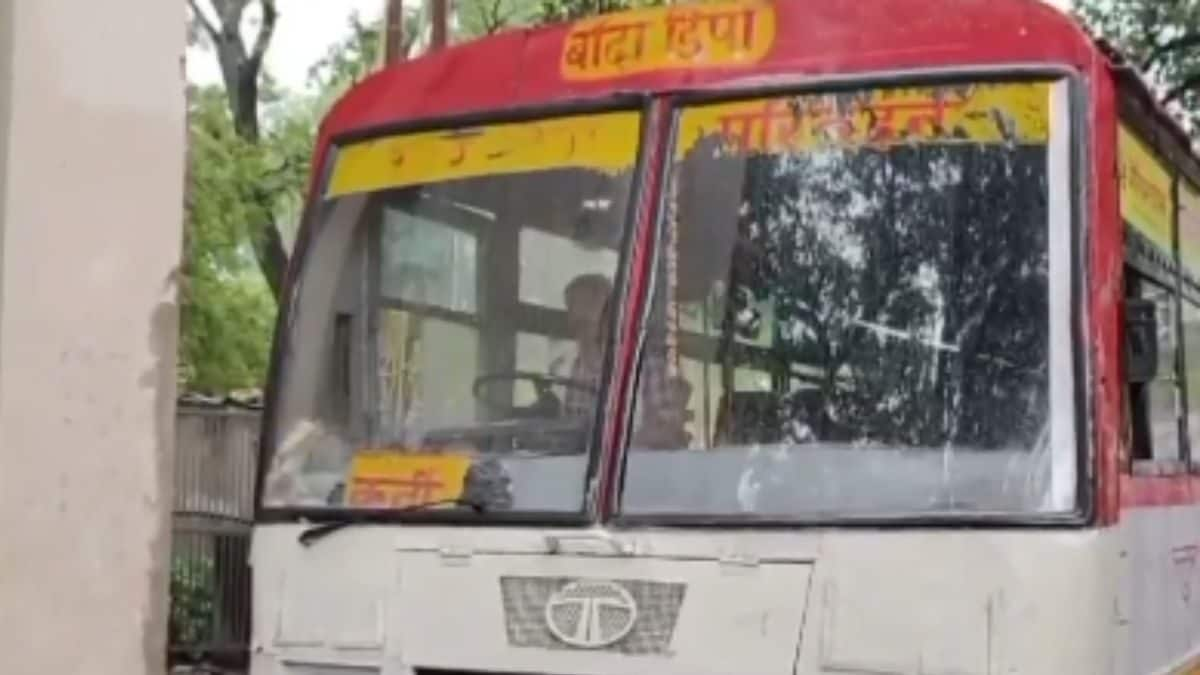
[320,0,1100,142]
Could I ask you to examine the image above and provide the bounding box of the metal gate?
[169,398,260,672]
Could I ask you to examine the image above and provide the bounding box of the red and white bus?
[252,1,1200,673]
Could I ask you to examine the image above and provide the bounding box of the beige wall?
[0,2,185,674]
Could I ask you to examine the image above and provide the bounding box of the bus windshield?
[262,79,1081,521]
[262,110,641,513]
[619,78,1080,519]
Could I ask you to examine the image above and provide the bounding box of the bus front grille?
[498,576,686,655]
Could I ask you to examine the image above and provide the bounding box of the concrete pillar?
[0,2,185,675]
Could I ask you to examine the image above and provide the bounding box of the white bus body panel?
[1122,503,1200,675]
[249,525,1121,675]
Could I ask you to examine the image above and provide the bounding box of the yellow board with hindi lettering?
[326,111,641,199]
[560,0,776,81]
[1119,124,1173,253]
[674,81,1053,159]
[1180,179,1200,280]
[345,452,472,509]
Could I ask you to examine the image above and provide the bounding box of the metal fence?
[169,400,260,672]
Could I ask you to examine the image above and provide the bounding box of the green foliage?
[537,0,665,24]
[307,12,388,104]
[180,86,287,393]
[1073,0,1200,135]
[169,555,215,646]
[304,0,543,109]
[459,0,542,36]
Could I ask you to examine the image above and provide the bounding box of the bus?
[250,0,1200,673]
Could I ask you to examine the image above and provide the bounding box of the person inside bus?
[561,273,693,449]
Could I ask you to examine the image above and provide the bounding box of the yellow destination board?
[675,81,1052,159]
[326,111,641,199]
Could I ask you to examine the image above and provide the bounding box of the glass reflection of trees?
[701,142,1050,453]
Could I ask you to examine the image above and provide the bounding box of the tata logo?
[544,580,639,648]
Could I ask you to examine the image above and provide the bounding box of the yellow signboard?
[345,452,472,509]
[326,111,641,199]
[1119,124,1173,253]
[1181,179,1200,279]
[560,0,776,81]
[675,81,1052,159]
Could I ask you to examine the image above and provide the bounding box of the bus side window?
[1127,270,1184,465]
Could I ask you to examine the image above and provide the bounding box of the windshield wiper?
[297,497,487,547]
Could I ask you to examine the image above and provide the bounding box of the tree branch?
[1163,70,1200,105]
[260,156,300,193]
[187,0,220,41]
[209,0,248,42]
[246,178,290,299]
[1142,32,1200,70]
[248,0,278,71]
[481,0,516,34]
[253,217,288,300]
[479,0,499,34]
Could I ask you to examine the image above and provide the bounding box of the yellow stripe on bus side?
[1119,123,1174,254]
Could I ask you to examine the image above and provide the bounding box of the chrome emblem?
[544,580,638,648]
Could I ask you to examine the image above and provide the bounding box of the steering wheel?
[472,371,596,419]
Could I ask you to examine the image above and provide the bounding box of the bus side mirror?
[1126,297,1159,384]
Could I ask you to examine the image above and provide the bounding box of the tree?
[307,11,394,107]
[1074,0,1200,135]
[179,86,279,392]
[181,3,401,394]
[187,0,290,298]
